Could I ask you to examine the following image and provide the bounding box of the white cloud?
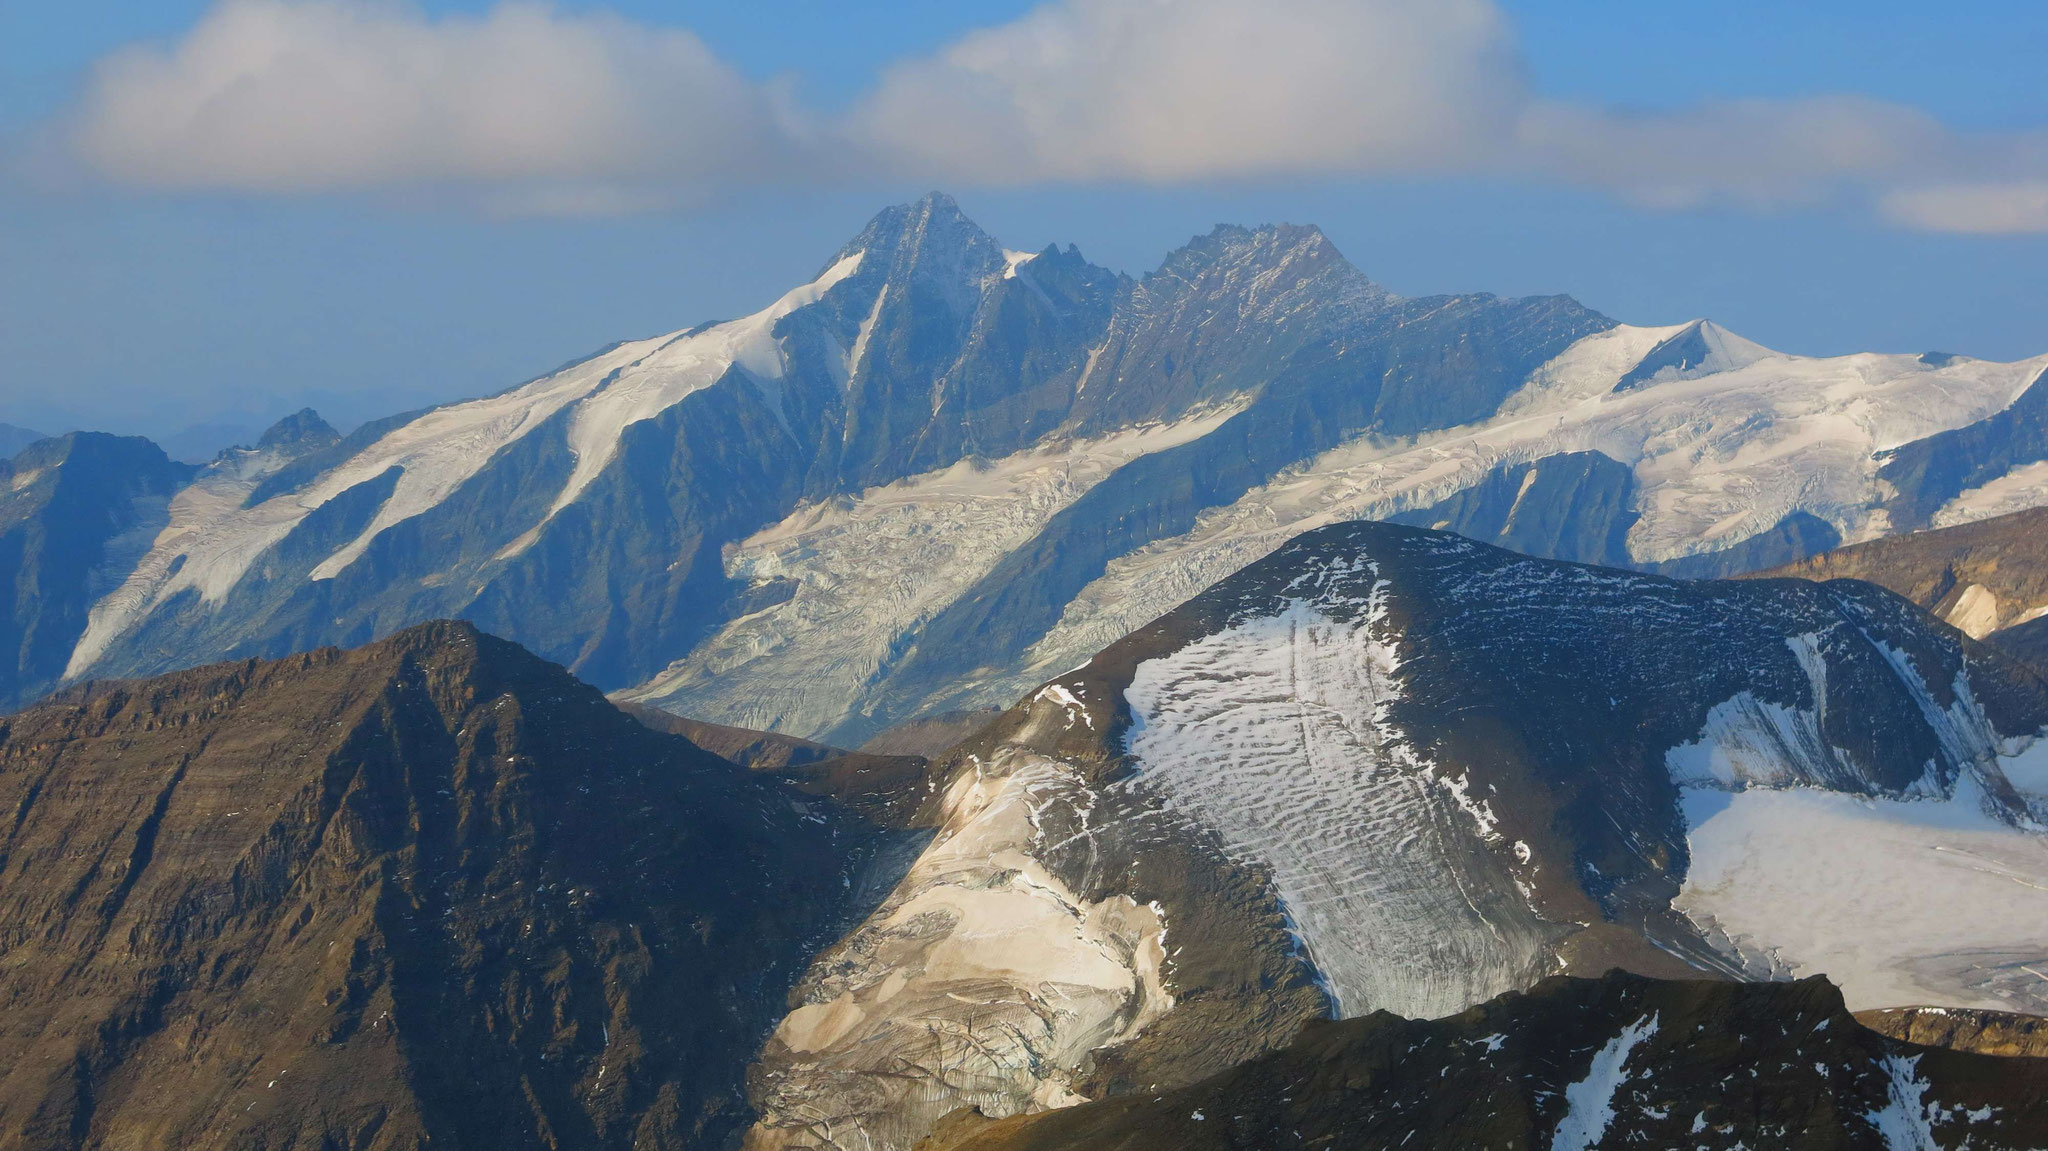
[1881,182,2048,235]
[70,0,804,196]
[56,0,2048,232]
[854,0,1523,182]
[1514,96,1957,209]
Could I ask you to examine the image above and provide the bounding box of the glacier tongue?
[622,402,1249,737]
[745,747,1171,1151]
[1122,585,1552,1020]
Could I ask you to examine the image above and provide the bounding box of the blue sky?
[2,1,2044,453]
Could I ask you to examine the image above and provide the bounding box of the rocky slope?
[0,621,888,1150]
[740,521,2048,1151]
[1749,505,2048,641]
[17,194,2039,746]
[1858,1006,2048,1059]
[1992,616,2048,669]
[922,971,2048,1151]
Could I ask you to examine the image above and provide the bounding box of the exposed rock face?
[923,971,2048,1151]
[857,710,1003,759]
[0,433,195,711]
[253,408,342,456]
[743,521,2048,1151]
[1748,504,2048,640]
[1857,1006,2048,1058]
[0,621,877,1150]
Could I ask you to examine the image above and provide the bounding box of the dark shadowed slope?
[0,621,877,1150]
[924,971,2048,1151]
[0,433,194,711]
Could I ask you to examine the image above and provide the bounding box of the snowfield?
[1675,777,2048,1015]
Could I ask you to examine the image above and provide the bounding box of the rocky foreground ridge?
[921,971,2048,1151]
[0,622,893,1149]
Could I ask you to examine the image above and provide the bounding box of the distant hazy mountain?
[0,423,45,458]
[18,194,2048,741]
[743,521,2048,1150]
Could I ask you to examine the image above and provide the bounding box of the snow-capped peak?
[1614,319,1777,391]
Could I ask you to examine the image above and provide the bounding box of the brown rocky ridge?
[1746,504,2048,647]
[0,621,893,1150]
[1856,1006,2048,1059]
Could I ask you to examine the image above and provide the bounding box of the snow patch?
[1035,684,1094,729]
[1865,1055,1941,1151]
[1549,1014,1659,1151]
[1932,460,2048,530]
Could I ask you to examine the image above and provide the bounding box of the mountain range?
[5,192,2048,1150]
[5,194,2047,746]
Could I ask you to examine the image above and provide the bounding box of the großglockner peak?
[22,193,2048,743]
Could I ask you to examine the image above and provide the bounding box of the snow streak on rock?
[1121,571,1549,1020]
[1865,1055,1942,1151]
[1549,1014,1659,1151]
